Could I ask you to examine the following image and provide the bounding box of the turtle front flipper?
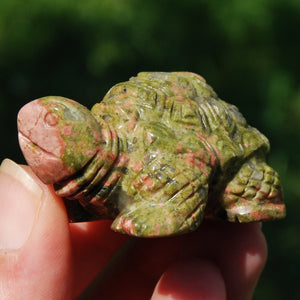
[111,155,210,237]
[112,181,208,237]
[219,151,285,222]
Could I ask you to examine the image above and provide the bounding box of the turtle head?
[18,96,103,184]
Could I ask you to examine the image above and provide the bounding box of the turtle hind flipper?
[220,155,285,222]
[111,183,208,237]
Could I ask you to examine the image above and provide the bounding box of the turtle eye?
[63,106,87,122]
[44,112,58,127]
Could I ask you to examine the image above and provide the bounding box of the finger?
[81,221,266,299]
[70,220,128,297]
[136,222,267,300]
[147,222,267,300]
[151,259,226,300]
[208,222,267,300]
[0,159,72,299]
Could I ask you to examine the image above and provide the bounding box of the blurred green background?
[0,0,299,298]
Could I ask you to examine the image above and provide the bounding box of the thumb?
[0,159,72,299]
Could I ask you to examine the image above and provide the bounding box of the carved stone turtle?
[17,72,285,237]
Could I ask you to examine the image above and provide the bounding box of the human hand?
[0,159,267,299]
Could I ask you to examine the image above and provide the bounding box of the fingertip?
[213,222,268,300]
[235,223,268,283]
[244,224,268,288]
[151,259,226,300]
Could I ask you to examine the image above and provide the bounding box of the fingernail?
[0,159,42,250]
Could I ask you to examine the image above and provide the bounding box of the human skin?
[0,159,267,299]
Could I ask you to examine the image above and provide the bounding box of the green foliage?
[0,0,299,298]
